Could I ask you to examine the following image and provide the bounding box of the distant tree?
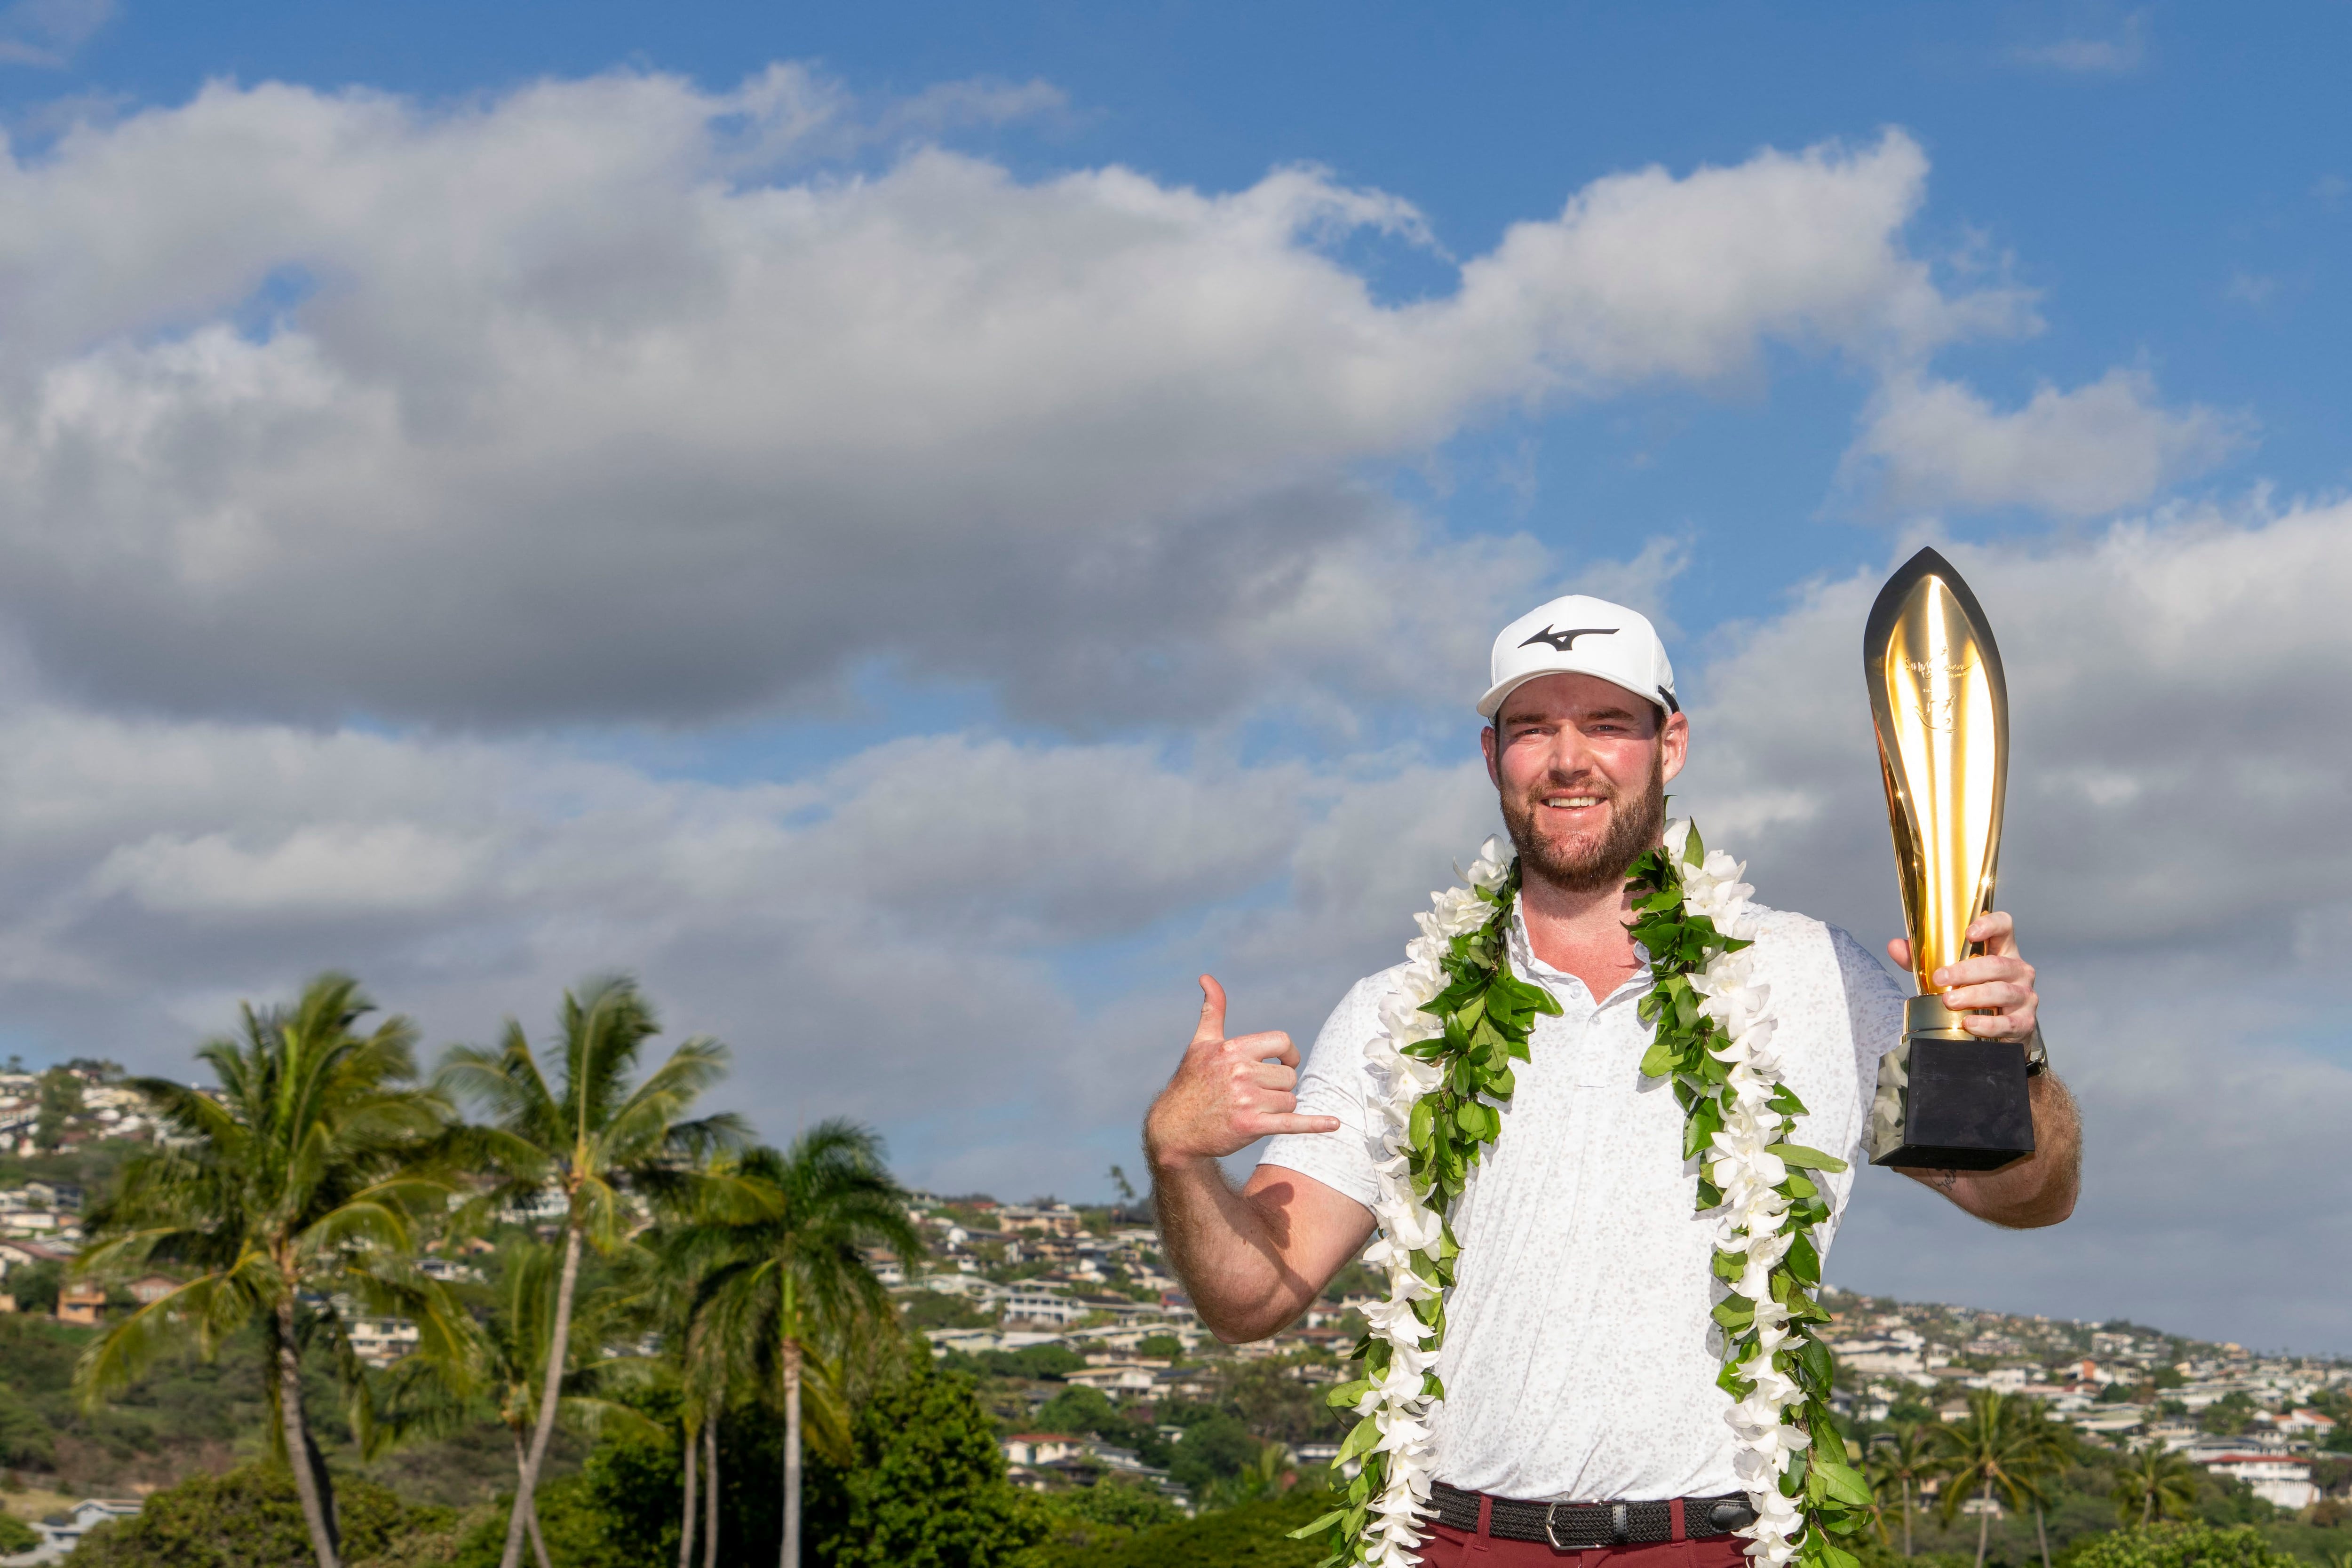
[675,1124,923,1568]
[2113,1440,2200,1528]
[34,1067,83,1148]
[439,973,744,1568]
[7,1257,62,1314]
[1865,1424,1939,1557]
[1928,1390,2066,1568]
[2197,1392,2257,1436]
[1168,1412,1262,1498]
[75,974,468,1568]
[823,1355,1048,1568]
[1107,1165,1137,1205]
[1043,1476,1180,1537]
[1136,1333,1184,1361]
[1222,1357,1344,1446]
[0,1514,35,1554]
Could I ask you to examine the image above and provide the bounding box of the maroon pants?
[1414,1512,1751,1568]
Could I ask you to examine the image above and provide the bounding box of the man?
[1144,594,2080,1566]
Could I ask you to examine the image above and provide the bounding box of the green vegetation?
[67,1464,456,1568]
[2066,1523,2300,1568]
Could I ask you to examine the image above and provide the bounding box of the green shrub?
[1031,1491,1332,1568]
[0,1513,39,1553]
[65,1463,453,1568]
[2065,1522,2298,1568]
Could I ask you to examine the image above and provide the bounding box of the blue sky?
[0,1,2344,1352]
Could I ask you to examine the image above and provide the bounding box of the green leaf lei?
[1295,823,1870,1568]
[1295,856,1561,1566]
[1628,824,1869,1568]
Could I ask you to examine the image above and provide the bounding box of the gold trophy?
[1864,547,2034,1169]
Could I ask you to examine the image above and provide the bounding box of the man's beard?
[1499,748,1668,895]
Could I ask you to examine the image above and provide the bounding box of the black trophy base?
[1870,1036,2035,1171]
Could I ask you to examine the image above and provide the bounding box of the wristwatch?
[2022,1024,2050,1077]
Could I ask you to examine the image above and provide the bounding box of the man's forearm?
[1903,1071,2081,1227]
[1149,1153,1320,1342]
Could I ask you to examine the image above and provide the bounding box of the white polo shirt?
[1260,904,1904,1504]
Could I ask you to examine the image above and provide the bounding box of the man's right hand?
[1143,976,1342,1167]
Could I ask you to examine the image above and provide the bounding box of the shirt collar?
[1507,903,1649,1008]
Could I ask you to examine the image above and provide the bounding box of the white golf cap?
[1477,595,1678,719]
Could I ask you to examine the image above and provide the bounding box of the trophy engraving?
[1865,547,2034,1170]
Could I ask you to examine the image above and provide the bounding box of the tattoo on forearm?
[1932,1169,1959,1193]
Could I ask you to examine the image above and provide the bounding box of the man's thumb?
[1193,975,1228,1044]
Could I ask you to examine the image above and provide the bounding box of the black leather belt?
[1430,1481,1758,1549]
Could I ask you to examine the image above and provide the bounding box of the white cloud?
[0,500,2341,1346]
[0,73,2021,727]
[1841,369,2250,519]
[0,0,111,69]
[2012,12,2149,75]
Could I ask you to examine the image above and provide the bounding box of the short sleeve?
[1255,972,1390,1212]
[1828,923,1906,1130]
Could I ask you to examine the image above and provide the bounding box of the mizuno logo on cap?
[1518,625,1617,653]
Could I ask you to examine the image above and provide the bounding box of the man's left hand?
[1887,910,2037,1041]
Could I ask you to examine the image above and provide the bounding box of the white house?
[2201,1454,2318,1511]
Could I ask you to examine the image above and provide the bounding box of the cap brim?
[1477,670,1677,720]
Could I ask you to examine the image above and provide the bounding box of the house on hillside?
[2201,1453,2318,1511]
[6,1498,143,1564]
[54,1282,106,1326]
[124,1274,182,1306]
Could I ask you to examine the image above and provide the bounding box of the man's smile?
[1540,792,1605,811]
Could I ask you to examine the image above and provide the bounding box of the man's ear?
[1480,724,1501,788]
[1660,710,1691,784]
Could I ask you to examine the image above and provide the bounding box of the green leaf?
[1785,1230,1821,1285]
[1334,1415,1381,1467]
[1798,1335,1834,1394]
[1288,1510,1348,1540]
[1766,1142,1849,1172]
[1816,1458,1875,1509]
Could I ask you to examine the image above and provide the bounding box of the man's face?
[1480,673,1689,894]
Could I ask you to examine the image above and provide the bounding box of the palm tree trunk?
[1975,1481,1992,1568]
[275,1297,342,1568]
[508,1434,554,1568]
[501,1220,585,1568]
[780,1337,803,1568]
[1902,1480,1913,1558]
[2035,1503,2050,1568]
[702,1420,719,1568]
[677,1419,698,1568]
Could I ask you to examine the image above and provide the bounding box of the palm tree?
[1929,1390,2068,1568]
[439,974,746,1568]
[1866,1424,1940,1557]
[74,974,467,1568]
[2113,1439,2198,1527]
[672,1123,923,1568]
[485,1237,664,1568]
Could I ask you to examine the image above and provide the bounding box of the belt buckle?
[1544,1502,1628,1551]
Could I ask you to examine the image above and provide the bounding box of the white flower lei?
[1299,821,1866,1568]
